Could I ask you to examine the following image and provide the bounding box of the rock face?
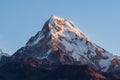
[0,61,108,80]
[13,16,120,73]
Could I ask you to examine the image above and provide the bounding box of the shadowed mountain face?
[0,57,120,80]
[0,16,120,80]
[0,58,108,80]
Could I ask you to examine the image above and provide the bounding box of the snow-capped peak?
[26,16,87,47]
[49,16,87,39]
[13,16,120,72]
[50,16,63,21]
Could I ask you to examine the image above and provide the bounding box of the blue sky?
[0,0,120,55]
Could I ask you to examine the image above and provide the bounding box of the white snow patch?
[27,34,45,46]
[46,50,51,55]
[36,50,51,60]
[36,56,47,60]
[61,39,73,52]
[32,35,45,45]
[99,52,113,72]
[99,59,111,72]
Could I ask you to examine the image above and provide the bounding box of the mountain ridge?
[12,16,120,73]
[0,16,120,80]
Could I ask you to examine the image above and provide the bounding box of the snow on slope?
[48,16,116,72]
[14,16,120,72]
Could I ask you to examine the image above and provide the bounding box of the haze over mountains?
[0,16,120,80]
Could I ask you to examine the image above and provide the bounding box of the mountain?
[0,16,120,80]
[0,49,9,60]
[13,16,120,73]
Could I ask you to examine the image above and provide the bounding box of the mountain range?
[0,16,120,80]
